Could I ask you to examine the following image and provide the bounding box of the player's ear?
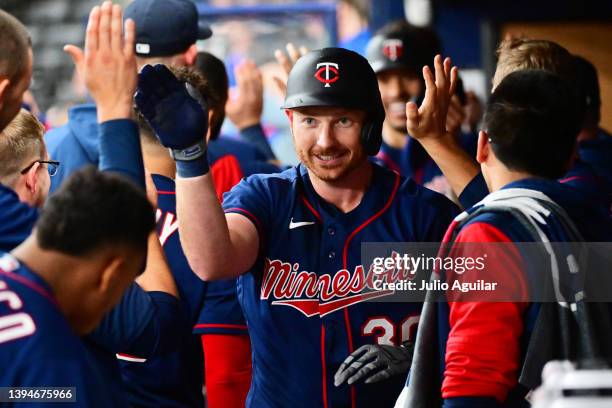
[97,255,125,295]
[0,77,10,107]
[184,44,198,67]
[476,130,489,164]
[284,109,293,123]
[205,109,214,143]
[24,161,41,195]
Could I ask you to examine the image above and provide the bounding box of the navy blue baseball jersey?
[0,185,37,253]
[458,161,611,212]
[221,162,458,408]
[0,253,112,408]
[374,133,477,196]
[119,174,248,408]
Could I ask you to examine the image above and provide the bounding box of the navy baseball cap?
[124,0,212,57]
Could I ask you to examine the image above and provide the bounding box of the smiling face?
[377,67,423,133]
[289,106,367,183]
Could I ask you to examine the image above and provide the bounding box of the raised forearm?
[136,232,179,297]
[419,136,481,197]
[176,174,254,280]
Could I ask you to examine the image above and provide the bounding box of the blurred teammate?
[0,3,190,406]
[366,21,475,196]
[120,64,276,408]
[397,62,612,407]
[0,167,155,407]
[45,0,211,192]
[0,10,32,132]
[403,38,609,211]
[136,47,458,407]
[573,55,612,187]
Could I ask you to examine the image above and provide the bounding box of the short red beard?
[298,146,366,182]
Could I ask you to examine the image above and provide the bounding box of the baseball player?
[0,3,188,406]
[136,47,459,407]
[0,167,155,408]
[120,64,278,408]
[398,66,612,407]
[365,21,476,196]
[402,38,609,211]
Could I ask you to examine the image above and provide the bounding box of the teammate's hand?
[406,55,458,143]
[226,60,263,130]
[64,1,137,123]
[333,343,414,386]
[135,64,208,160]
[272,43,309,98]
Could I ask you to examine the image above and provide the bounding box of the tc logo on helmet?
[382,39,403,61]
[314,62,339,88]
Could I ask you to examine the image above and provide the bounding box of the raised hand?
[135,64,208,161]
[225,59,263,130]
[64,1,137,123]
[406,55,458,142]
[272,43,309,98]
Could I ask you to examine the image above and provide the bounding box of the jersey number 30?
[0,281,36,345]
[362,315,420,346]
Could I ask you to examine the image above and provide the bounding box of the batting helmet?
[282,47,385,156]
[366,22,441,75]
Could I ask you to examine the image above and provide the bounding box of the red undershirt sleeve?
[442,222,529,403]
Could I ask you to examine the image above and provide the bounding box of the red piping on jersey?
[193,323,248,330]
[413,165,424,185]
[321,325,328,408]
[300,194,322,222]
[376,151,401,174]
[156,190,176,195]
[559,175,593,184]
[116,352,146,360]
[224,207,264,233]
[0,270,58,307]
[341,170,401,408]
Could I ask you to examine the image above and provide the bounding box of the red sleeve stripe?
[116,353,147,363]
[193,323,248,330]
[224,207,263,233]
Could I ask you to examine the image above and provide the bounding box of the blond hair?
[492,38,575,90]
[0,109,46,187]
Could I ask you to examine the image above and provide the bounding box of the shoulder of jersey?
[241,165,301,188]
[382,164,456,209]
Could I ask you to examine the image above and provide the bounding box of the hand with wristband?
[135,64,210,177]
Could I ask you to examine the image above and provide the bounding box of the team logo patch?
[314,62,339,88]
[382,39,403,61]
[260,254,413,317]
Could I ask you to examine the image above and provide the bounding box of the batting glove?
[135,64,209,177]
[334,342,414,386]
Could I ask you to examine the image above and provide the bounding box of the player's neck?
[309,160,373,213]
[382,122,409,149]
[485,167,535,192]
[11,237,78,306]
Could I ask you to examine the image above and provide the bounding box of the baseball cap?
[124,0,212,57]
